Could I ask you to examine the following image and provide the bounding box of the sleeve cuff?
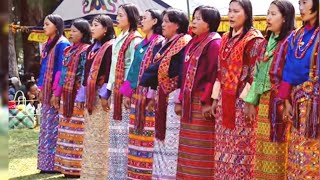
[54,86,63,97]
[243,81,259,105]
[172,89,181,104]
[119,80,133,98]
[98,83,112,99]
[211,81,221,100]
[75,85,86,102]
[147,88,156,99]
[200,83,214,105]
[239,82,251,100]
[106,82,113,91]
[52,71,61,91]
[278,81,291,99]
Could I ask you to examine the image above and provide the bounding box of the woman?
[37,14,70,173]
[279,0,319,179]
[53,18,91,178]
[175,5,221,180]
[140,8,191,179]
[106,3,142,179]
[78,14,115,179]
[244,1,295,179]
[210,0,264,179]
[119,9,163,180]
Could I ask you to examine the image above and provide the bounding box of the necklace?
[62,45,81,66]
[153,34,182,63]
[262,42,277,62]
[294,27,319,59]
[220,35,241,62]
[184,35,208,62]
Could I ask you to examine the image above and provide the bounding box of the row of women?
[36,0,319,179]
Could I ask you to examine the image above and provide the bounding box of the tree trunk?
[8,0,19,78]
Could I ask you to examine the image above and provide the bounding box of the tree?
[9,0,19,78]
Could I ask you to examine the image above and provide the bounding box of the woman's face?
[43,18,57,37]
[69,25,83,44]
[141,11,157,34]
[90,20,106,40]
[192,10,210,35]
[162,14,179,39]
[116,7,130,30]
[228,2,246,31]
[266,4,285,35]
[299,0,317,23]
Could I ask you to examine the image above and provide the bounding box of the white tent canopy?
[52,0,170,21]
[162,0,300,15]
[52,0,300,22]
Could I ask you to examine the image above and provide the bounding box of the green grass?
[9,128,76,180]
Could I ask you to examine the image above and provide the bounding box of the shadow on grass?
[9,173,68,180]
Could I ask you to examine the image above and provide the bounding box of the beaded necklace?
[294,27,319,59]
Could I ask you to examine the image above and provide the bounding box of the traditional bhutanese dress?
[106,30,142,180]
[211,28,263,179]
[120,34,164,180]
[37,36,70,171]
[54,43,89,176]
[177,32,221,180]
[79,40,114,179]
[244,33,291,179]
[278,25,320,180]
[140,34,191,179]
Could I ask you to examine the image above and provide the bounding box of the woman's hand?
[244,102,256,122]
[123,97,131,110]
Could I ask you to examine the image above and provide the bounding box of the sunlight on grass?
[9,128,76,180]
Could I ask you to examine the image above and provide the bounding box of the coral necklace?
[295,27,319,59]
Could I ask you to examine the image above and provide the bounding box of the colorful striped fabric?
[177,93,215,180]
[54,101,85,176]
[287,94,320,180]
[37,105,60,171]
[80,96,109,179]
[214,99,257,180]
[152,92,180,180]
[127,93,155,180]
[255,92,288,180]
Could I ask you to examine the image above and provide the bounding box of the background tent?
[28,0,302,42]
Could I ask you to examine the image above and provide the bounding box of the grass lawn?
[9,128,76,180]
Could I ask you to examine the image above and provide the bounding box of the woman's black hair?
[309,0,319,26]
[162,8,189,34]
[71,18,92,44]
[92,14,116,44]
[26,81,36,92]
[119,3,140,32]
[45,14,64,53]
[228,0,253,39]
[265,0,295,41]
[145,9,163,35]
[193,5,221,32]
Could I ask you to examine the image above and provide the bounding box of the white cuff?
[211,81,221,100]
[239,82,251,100]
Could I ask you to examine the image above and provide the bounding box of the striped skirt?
[127,94,155,180]
[80,96,109,179]
[108,97,130,180]
[255,92,288,180]
[287,99,320,179]
[177,93,215,180]
[54,101,85,176]
[214,98,257,180]
[37,104,60,171]
[152,91,181,180]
